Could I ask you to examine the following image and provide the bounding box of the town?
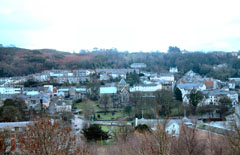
[1,62,240,154]
[1,0,240,154]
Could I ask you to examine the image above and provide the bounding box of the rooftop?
[178,83,204,90]
[119,78,127,85]
[100,87,117,94]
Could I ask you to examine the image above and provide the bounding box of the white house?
[130,84,162,92]
[26,91,39,96]
[150,73,174,82]
[57,88,69,97]
[169,67,178,73]
[130,63,146,69]
[203,90,238,106]
[73,69,93,76]
[178,70,202,83]
[177,83,206,101]
[0,86,22,95]
[100,73,110,81]
[43,85,54,93]
[55,100,72,112]
[228,82,236,89]
[50,73,63,77]
[32,73,49,82]
[110,72,126,79]
[159,73,174,82]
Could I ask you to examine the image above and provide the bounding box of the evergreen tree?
[82,124,109,141]
[174,86,183,102]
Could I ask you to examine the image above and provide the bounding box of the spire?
[119,78,127,85]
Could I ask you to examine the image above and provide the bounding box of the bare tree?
[207,131,228,155]
[99,94,112,115]
[82,100,95,120]
[227,113,240,155]
[171,123,206,155]
[108,121,171,155]
[17,117,89,155]
[155,90,174,117]
[151,121,171,155]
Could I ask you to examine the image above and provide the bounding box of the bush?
[81,124,109,141]
[135,124,151,133]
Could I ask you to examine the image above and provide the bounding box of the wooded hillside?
[1,47,240,81]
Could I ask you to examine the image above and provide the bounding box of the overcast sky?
[0,0,240,52]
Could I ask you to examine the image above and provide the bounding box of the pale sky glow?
[0,0,240,52]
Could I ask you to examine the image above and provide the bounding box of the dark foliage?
[1,47,240,81]
[135,124,151,133]
[217,96,232,119]
[0,99,28,122]
[168,46,181,53]
[81,124,109,141]
[189,89,204,112]
[174,86,182,102]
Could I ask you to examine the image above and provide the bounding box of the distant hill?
[0,47,95,77]
[0,47,240,81]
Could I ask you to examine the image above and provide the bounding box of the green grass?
[73,100,126,120]
[73,103,84,109]
[101,125,121,133]
[97,112,124,120]
[170,107,180,117]
[101,125,111,132]
[73,100,101,111]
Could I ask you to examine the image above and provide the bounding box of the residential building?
[202,90,238,106]
[96,68,139,74]
[229,78,240,87]
[130,63,146,69]
[178,70,202,83]
[150,73,174,82]
[169,67,178,73]
[55,100,72,112]
[99,79,130,107]
[177,83,206,102]
[130,84,162,92]
[100,73,110,81]
[0,86,23,95]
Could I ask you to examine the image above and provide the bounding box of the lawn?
[97,112,124,120]
[101,125,111,132]
[73,100,127,120]
[73,100,101,111]
[101,125,121,133]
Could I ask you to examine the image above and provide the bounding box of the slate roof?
[75,88,87,92]
[56,100,72,106]
[119,78,127,85]
[96,69,139,73]
[130,63,146,68]
[159,73,174,77]
[178,83,204,90]
[203,90,238,96]
[100,87,117,94]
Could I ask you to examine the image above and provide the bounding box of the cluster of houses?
[0,63,240,115]
[0,84,89,113]
[177,70,239,106]
[0,64,143,114]
[99,69,239,109]
[99,68,176,107]
[1,62,240,154]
